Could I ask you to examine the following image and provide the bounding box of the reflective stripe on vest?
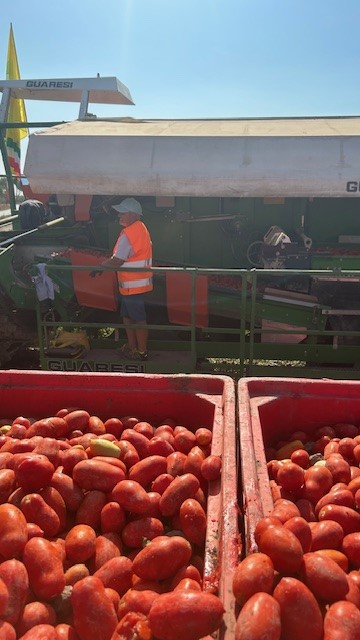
[114,221,153,296]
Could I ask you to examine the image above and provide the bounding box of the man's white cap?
[112,197,143,216]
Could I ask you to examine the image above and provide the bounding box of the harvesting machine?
[1,76,360,377]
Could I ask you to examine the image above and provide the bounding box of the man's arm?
[101,255,125,268]
[89,255,125,277]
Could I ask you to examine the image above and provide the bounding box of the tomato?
[23,537,65,601]
[296,498,317,522]
[195,428,212,447]
[0,503,28,559]
[111,612,151,640]
[55,624,80,640]
[303,466,333,504]
[234,592,281,640]
[257,525,304,574]
[314,549,349,572]
[151,473,174,495]
[179,498,207,546]
[94,556,133,596]
[50,471,84,513]
[0,621,16,640]
[64,410,90,433]
[103,417,124,438]
[71,576,118,640]
[318,504,360,535]
[128,456,167,488]
[121,429,150,459]
[200,455,222,481]
[75,490,107,529]
[132,536,192,581]
[166,451,187,477]
[100,501,126,534]
[170,565,202,589]
[300,552,349,603]
[14,454,54,492]
[121,517,164,548]
[315,489,354,516]
[148,436,174,457]
[133,421,154,439]
[338,437,356,460]
[276,439,305,459]
[73,459,125,492]
[118,588,159,620]
[148,590,224,640]
[64,563,90,586]
[291,448,310,469]
[159,474,200,517]
[283,516,312,553]
[17,625,58,640]
[17,601,56,637]
[88,533,123,573]
[273,577,323,640]
[232,552,274,607]
[65,524,97,563]
[183,447,206,479]
[270,499,301,524]
[324,600,360,639]
[254,516,282,545]
[325,455,351,484]
[20,493,60,538]
[310,520,344,551]
[334,423,359,438]
[342,532,360,569]
[110,480,151,514]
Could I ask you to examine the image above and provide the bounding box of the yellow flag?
[6,24,28,177]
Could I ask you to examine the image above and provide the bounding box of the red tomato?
[277,462,304,492]
[257,525,304,574]
[310,520,344,551]
[148,590,224,640]
[0,504,28,559]
[283,516,312,553]
[324,600,360,639]
[232,552,274,607]
[342,532,360,569]
[234,592,281,640]
[254,516,282,546]
[303,466,333,504]
[291,448,310,469]
[273,577,323,640]
[300,552,349,603]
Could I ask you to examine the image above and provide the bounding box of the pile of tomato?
[0,408,223,640]
[233,422,360,639]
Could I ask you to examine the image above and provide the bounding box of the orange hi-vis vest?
[114,220,153,296]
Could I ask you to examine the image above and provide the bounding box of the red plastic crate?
[0,370,239,640]
[238,377,360,554]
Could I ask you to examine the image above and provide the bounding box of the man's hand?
[89,269,103,278]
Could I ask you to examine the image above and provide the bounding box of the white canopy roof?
[24,116,360,197]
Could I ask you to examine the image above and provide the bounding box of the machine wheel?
[246,241,263,267]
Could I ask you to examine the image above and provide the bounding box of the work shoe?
[118,344,138,359]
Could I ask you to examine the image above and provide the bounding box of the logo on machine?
[346,181,360,192]
[46,359,145,373]
[26,80,74,88]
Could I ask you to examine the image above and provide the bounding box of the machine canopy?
[24,116,360,197]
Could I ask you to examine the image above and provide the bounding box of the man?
[91,197,152,360]
[18,199,47,230]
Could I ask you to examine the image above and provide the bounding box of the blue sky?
[2,0,360,124]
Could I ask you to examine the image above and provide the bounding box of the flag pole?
[4,23,28,213]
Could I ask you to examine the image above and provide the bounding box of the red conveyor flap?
[69,248,118,311]
[166,272,209,328]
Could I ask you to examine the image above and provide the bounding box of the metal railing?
[34,262,360,378]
